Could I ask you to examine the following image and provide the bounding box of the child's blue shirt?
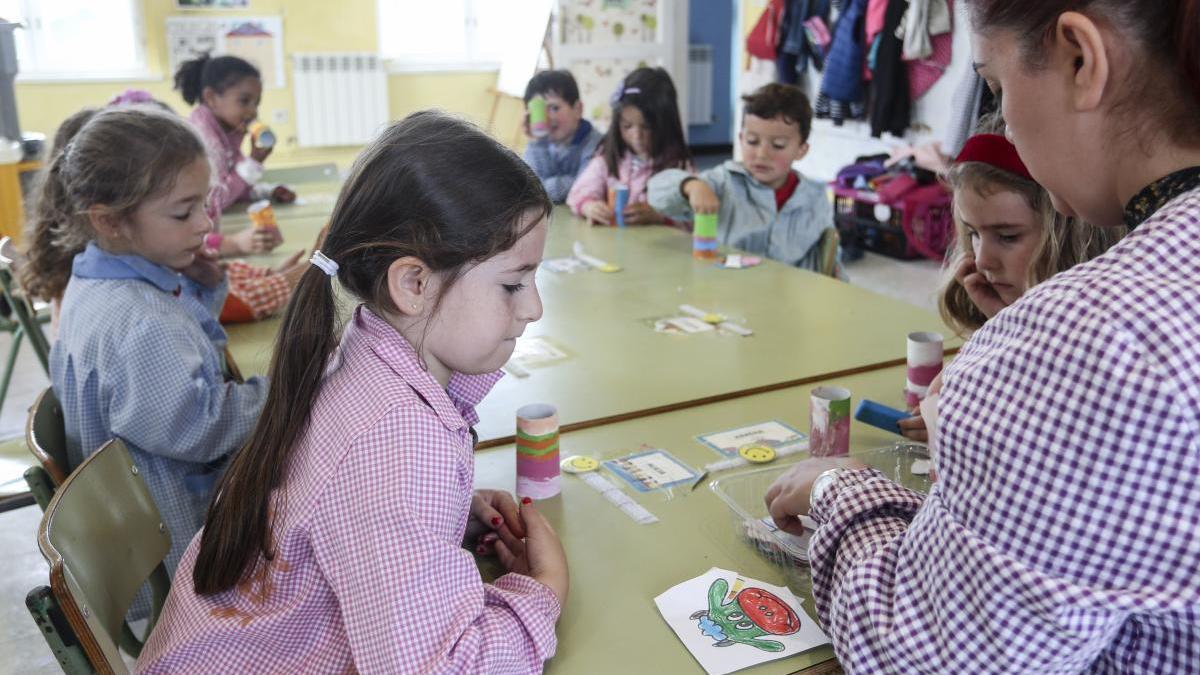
[522,119,603,203]
[51,242,268,575]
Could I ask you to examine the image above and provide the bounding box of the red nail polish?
[522,496,532,505]
[476,546,486,554]
[491,517,502,526]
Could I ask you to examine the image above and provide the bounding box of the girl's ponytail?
[19,149,86,301]
[193,264,341,594]
[173,54,210,106]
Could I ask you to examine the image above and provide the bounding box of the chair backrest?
[817,227,842,279]
[27,386,69,485]
[38,439,172,674]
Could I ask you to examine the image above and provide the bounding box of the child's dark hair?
[192,110,551,595]
[601,67,690,176]
[20,107,207,301]
[173,53,261,106]
[524,69,581,105]
[741,83,813,143]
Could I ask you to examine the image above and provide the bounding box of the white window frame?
[10,0,153,83]
[377,0,503,73]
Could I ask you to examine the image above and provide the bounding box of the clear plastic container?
[710,445,932,588]
[710,464,814,588]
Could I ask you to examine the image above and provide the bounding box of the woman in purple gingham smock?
[765,1,1200,671]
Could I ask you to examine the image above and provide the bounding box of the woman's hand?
[898,412,928,442]
[763,457,867,535]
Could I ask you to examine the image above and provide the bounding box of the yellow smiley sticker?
[560,455,600,473]
[702,313,724,324]
[598,263,622,273]
[738,444,777,464]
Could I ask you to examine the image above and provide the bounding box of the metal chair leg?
[0,325,25,413]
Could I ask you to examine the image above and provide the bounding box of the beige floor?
[0,252,942,674]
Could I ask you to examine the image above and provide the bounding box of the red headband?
[954,134,1034,182]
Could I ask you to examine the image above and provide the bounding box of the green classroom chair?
[0,235,52,412]
[24,386,69,511]
[817,227,843,279]
[24,586,94,674]
[31,438,172,673]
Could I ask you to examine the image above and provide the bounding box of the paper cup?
[528,97,549,138]
[810,386,851,457]
[693,213,719,259]
[249,121,275,149]
[516,403,561,499]
[614,184,630,227]
[247,200,277,229]
[905,331,944,408]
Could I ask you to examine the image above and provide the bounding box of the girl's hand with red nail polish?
[463,489,525,550]
[493,502,569,605]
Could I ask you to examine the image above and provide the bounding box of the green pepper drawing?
[689,578,801,652]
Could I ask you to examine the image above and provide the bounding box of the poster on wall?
[166,17,285,89]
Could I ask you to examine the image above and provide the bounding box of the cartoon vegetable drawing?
[689,578,800,652]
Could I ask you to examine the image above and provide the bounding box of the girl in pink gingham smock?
[567,67,692,227]
[137,111,568,674]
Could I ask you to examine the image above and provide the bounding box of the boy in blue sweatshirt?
[522,70,604,203]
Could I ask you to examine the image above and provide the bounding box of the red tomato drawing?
[736,588,800,635]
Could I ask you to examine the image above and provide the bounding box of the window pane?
[35,0,140,73]
[378,0,466,60]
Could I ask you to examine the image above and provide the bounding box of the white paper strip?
[578,471,659,524]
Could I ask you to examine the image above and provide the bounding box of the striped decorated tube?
[516,403,561,499]
[905,331,944,408]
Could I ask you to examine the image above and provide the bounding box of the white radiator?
[687,44,713,126]
[292,53,389,147]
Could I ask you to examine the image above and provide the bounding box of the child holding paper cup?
[648,83,839,274]
[567,67,690,226]
[174,54,295,257]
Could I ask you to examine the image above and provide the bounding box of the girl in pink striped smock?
[137,111,569,674]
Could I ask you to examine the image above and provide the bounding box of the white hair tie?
[310,250,339,276]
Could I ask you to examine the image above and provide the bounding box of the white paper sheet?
[655,567,830,675]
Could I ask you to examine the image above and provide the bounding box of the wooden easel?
[487,15,554,147]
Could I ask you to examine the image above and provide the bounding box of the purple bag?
[835,159,887,188]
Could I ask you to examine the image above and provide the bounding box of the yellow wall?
[15,0,528,169]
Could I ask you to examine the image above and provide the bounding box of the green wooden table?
[473,364,932,674]
[222,198,955,445]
